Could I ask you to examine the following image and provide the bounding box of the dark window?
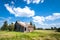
[25,27,26,31]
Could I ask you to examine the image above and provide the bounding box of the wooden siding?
[14,21,34,32]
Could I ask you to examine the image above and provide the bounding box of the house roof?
[16,21,33,28]
[17,21,26,27]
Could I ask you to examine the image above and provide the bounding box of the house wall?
[28,28,34,32]
[15,23,20,31]
[24,27,30,32]
[14,22,34,32]
[19,26,24,32]
[15,23,25,32]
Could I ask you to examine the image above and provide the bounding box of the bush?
[1,21,8,31]
[56,28,60,32]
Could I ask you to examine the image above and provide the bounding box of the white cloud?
[0,17,11,21]
[24,0,44,4]
[32,13,60,25]
[32,16,45,25]
[12,22,15,24]
[0,17,12,27]
[41,0,44,3]
[4,4,35,17]
[33,0,41,4]
[45,13,60,20]
[11,1,15,4]
[4,4,15,14]
[32,15,60,28]
[24,0,31,4]
[0,17,5,19]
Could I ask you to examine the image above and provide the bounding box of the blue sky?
[0,0,60,28]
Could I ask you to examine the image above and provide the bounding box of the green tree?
[14,21,17,31]
[30,21,36,30]
[56,28,60,32]
[51,27,54,30]
[54,27,57,30]
[33,24,36,30]
[37,28,43,30]
[8,23,14,31]
[30,21,33,25]
[1,21,8,30]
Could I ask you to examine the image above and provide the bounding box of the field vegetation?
[0,30,60,40]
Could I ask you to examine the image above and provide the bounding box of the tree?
[8,23,14,31]
[30,21,33,25]
[56,28,60,32]
[14,21,17,31]
[30,21,36,30]
[54,27,57,30]
[51,27,54,30]
[1,21,8,30]
[33,24,36,30]
[37,28,43,30]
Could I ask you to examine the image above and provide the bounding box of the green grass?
[0,30,60,40]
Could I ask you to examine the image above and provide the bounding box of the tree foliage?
[30,21,33,25]
[36,28,43,30]
[33,24,36,30]
[1,21,8,30]
[56,28,60,32]
[51,27,54,30]
[14,21,17,31]
[30,21,36,30]
[8,23,14,31]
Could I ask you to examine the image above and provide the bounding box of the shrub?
[56,28,60,32]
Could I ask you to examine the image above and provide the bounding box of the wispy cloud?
[4,4,35,17]
[32,16,45,25]
[0,17,12,27]
[0,17,11,22]
[24,0,44,4]
[45,13,60,21]
[32,13,60,26]
[11,1,15,5]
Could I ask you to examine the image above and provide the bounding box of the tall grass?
[0,30,60,40]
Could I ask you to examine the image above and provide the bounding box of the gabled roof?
[16,21,33,28]
[17,21,26,27]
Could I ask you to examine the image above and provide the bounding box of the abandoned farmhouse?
[14,21,34,32]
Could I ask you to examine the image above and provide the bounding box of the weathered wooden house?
[14,21,34,32]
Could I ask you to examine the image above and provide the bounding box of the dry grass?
[0,30,60,40]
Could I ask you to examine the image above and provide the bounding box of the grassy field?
[0,30,60,40]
